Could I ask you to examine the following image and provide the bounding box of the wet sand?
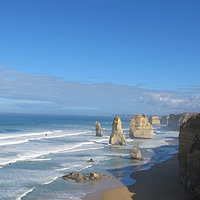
[82,154,188,200]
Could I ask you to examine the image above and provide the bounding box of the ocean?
[0,113,179,200]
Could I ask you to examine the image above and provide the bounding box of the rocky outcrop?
[109,116,126,146]
[95,121,103,136]
[63,171,101,182]
[90,172,101,181]
[168,113,198,131]
[178,113,200,199]
[148,115,160,125]
[63,171,89,182]
[87,158,95,162]
[160,115,169,125]
[129,147,144,160]
[129,114,153,139]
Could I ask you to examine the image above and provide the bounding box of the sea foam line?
[0,141,94,166]
[0,131,88,146]
[15,187,35,200]
[0,131,53,140]
[41,176,59,185]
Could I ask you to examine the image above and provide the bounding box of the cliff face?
[178,113,200,199]
[109,116,126,146]
[148,115,160,125]
[129,114,153,139]
[160,115,169,125]
[168,113,198,131]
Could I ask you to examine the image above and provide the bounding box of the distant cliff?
[168,113,198,131]
[160,115,169,125]
[148,115,160,125]
[179,113,200,199]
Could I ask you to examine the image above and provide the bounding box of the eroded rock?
[109,116,126,146]
[148,115,160,125]
[129,147,144,160]
[62,171,89,183]
[90,172,101,181]
[129,114,153,139]
[95,121,103,136]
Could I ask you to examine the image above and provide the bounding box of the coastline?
[82,154,188,200]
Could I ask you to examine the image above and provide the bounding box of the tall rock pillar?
[95,121,103,137]
[109,116,126,146]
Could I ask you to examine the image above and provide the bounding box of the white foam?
[0,141,95,166]
[0,131,53,140]
[41,176,59,185]
[15,187,35,200]
[29,158,52,162]
[0,130,88,147]
[0,139,29,146]
[138,140,169,148]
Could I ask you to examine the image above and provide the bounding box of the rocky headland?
[168,113,198,131]
[129,114,153,139]
[109,116,126,146]
[178,113,200,199]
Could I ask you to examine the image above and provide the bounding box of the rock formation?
[148,115,160,125]
[63,171,101,182]
[129,147,144,160]
[90,172,101,181]
[109,116,126,146]
[160,115,169,125]
[63,171,89,183]
[178,113,200,199]
[168,113,198,131]
[95,121,103,136]
[129,114,153,139]
[87,158,95,162]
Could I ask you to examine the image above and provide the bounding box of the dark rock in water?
[62,171,89,183]
[88,158,95,162]
[129,147,144,161]
[179,113,200,199]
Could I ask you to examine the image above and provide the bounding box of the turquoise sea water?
[0,113,179,200]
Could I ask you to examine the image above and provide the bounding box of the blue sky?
[0,0,200,115]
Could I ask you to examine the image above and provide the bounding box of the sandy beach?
[82,154,188,200]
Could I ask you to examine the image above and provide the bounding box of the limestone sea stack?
[148,115,160,125]
[178,113,200,199]
[95,121,103,136]
[109,116,126,146]
[129,114,153,139]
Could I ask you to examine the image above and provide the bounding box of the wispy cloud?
[0,68,199,115]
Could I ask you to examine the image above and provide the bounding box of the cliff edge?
[179,113,200,199]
